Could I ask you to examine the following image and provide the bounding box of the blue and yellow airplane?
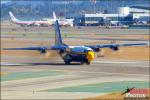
[3,20,147,65]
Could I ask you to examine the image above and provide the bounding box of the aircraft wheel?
[85,61,90,65]
[64,60,71,65]
[84,59,90,65]
[80,62,84,65]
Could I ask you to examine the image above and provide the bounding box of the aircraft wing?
[3,47,47,50]
[85,43,148,52]
[3,45,68,53]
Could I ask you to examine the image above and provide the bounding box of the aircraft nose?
[86,51,95,62]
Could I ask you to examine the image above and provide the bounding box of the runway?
[1,56,149,99]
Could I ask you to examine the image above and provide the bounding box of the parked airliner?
[9,11,53,27]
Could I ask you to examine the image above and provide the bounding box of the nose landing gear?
[80,59,90,65]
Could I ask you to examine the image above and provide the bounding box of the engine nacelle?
[39,48,47,54]
[59,49,66,54]
[111,46,119,51]
[94,48,101,52]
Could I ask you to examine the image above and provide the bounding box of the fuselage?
[11,19,51,27]
[61,46,95,64]
[58,19,74,26]
[46,19,74,27]
[12,20,34,25]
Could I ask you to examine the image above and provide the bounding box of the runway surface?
[1,55,149,99]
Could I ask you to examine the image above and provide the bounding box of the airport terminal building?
[74,6,150,26]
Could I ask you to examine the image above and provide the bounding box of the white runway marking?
[1,62,28,66]
[93,60,137,64]
[1,59,149,68]
[71,70,149,77]
[92,60,149,68]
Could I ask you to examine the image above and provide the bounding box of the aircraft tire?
[64,60,71,65]
[86,62,90,65]
[84,59,90,65]
[80,61,84,65]
[85,60,90,65]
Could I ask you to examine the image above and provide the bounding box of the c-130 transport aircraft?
[3,20,147,65]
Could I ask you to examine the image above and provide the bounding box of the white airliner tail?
[52,11,74,27]
[9,11,18,22]
[53,11,57,21]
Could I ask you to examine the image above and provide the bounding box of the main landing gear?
[62,54,91,65]
[63,54,71,65]
[64,60,90,65]
[64,60,71,65]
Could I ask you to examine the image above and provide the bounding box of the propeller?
[44,51,51,58]
[38,49,59,58]
[110,40,119,51]
[97,49,105,57]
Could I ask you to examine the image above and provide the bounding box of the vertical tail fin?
[55,20,63,45]
[53,11,57,21]
[9,11,17,21]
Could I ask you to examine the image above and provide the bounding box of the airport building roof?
[84,13,129,18]
[130,6,150,10]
